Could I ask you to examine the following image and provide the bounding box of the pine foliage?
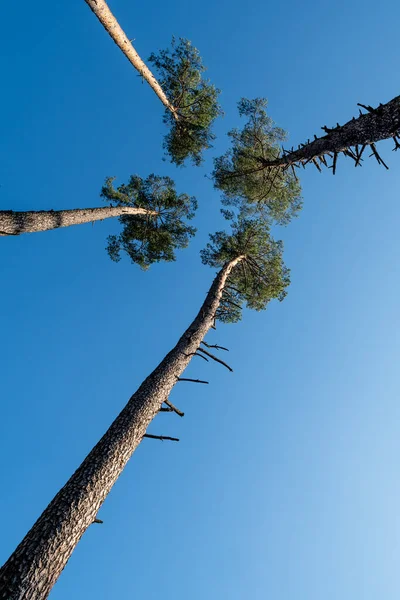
[101,174,197,268]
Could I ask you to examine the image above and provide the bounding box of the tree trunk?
[0,256,244,600]
[261,94,400,171]
[0,206,154,236]
[83,0,178,119]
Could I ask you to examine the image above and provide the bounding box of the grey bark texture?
[262,94,400,170]
[0,256,243,600]
[83,0,178,119]
[0,206,153,236]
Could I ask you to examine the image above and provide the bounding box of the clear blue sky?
[1,1,400,598]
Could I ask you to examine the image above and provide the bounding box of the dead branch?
[143,434,179,442]
[177,377,209,384]
[201,341,229,352]
[197,347,233,372]
[369,143,389,169]
[187,351,209,361]
[164,399,184,417]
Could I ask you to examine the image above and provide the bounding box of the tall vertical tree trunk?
[0,206,155,236]
[83,0,178,119]
[0,256,244,600]
[260,94,400,171]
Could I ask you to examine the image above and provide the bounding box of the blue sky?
[1,0,400,598]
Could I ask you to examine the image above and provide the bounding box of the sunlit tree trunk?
[0,206,154,236]
[0,256,244,600]
[84,0,178,119]
[261,94,400,172]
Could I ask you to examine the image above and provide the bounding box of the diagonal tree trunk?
[83,0,178,119]
[0,255,244,600]
[261,94,400,172]
[0,206,155,236]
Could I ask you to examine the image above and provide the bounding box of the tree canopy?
[201,216,290,323]
[149,37,222,166]
[213,98,302,224]
[101,174,197,268]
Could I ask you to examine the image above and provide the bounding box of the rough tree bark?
[0,256,244,600]
[0,206,154,236]
[83,0,178,119]
[261,94,400,172]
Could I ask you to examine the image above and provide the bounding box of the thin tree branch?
[177,378,209,384]
[197,347,233,372]
[201,341,229,352]
[187,351,209,361]
[164,399,184,417]
[143,434,179,442]
[93,519,103,524]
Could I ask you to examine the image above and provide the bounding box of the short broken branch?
[143,434,179,442]
[197,347,233,372]
[201,341,229,352]
[187,351,209,362]
[369,143,389,169]
[177,377,209,384]
[164,399,184,417]
[93,519,103,524]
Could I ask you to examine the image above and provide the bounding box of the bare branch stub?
[177,377,209,384]
[201,341,229,352]
[187,351,209,361]
[197,347,233,372]
[164,399,184,417]
[369,143,389,169]
[93,519,103,524]
[143,434,179,442]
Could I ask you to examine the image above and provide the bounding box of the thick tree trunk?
[0,256,244,600]
[0,206,154,236]
[262,94,400,171]
[83,0,178,119]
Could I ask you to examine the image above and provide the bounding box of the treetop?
[213,98,302,225]
[101,174,197,269]
[149,37,223,167]
[201,215,290,323]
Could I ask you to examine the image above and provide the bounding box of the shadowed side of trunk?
[0,206,153,236]
[0,256,243,600]
[83,0,178,119]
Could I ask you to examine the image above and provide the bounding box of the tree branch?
[197,347,233,372]
[143,434,179,442]
[164,399,184,417]
[177,377,209,384]
[187,351,209,361]
[201,341,229,352]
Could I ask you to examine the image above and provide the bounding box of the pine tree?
[84,0,222,165]
[1,175,197,268]
[214,95,400,182]
[149,38,222,166]
[213,98,302,225]
[101,174,197,268]
[0,217,289,600]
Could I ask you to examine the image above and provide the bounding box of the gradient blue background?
[1,1,400,598]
